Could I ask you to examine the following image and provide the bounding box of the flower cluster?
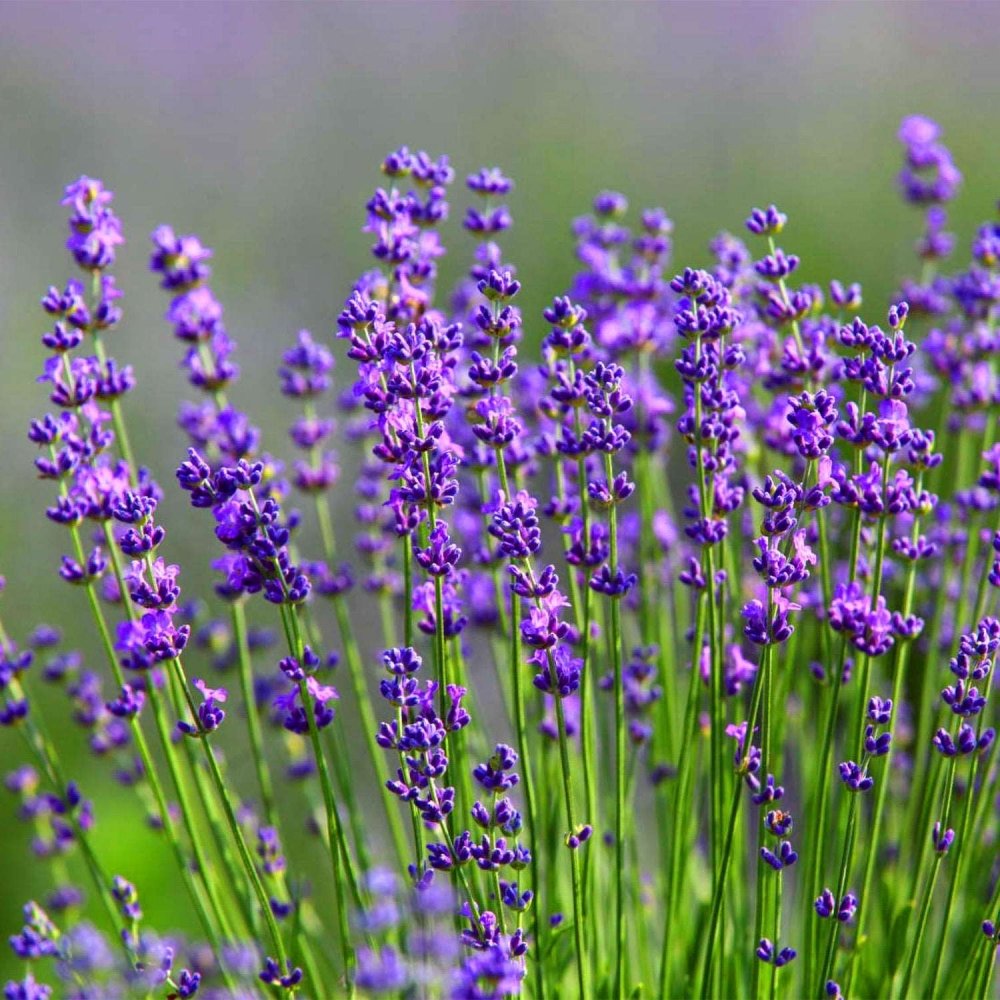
[177,454,309,605]
[377,645,469,831]
[151,226,259,463]
[672,267,745,551]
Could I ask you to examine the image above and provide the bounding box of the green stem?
[659,593,706,999]
[284,606,362,923]
[771,871,782,1000]
[402,534,414,649]
[700,620,770,996]
[510,591,545,1000]
[848,482,925,985]
[817,789,861,994]
[194,703,292,968]
[896,755,958,998]
[232,599,276,826]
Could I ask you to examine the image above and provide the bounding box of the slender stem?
[752,618,775,1000]
[896,754,956,1000]
[510,591,545,1000]
[231,599,277,826]
[817,789,861,994]
[804,636,849,989]
[701,611,770,996]
[698,776,746,997]
[816,452,891,994]
[194,701,292,968]
[90,327,138,476]
[770,871,782,1000]
[975,943,997,1000]
[659,593,706,999]
[554,690,588,999]
[68,303,253,961]
[848,478,925,984]
[402,533,414,649]
[284,605,362,918]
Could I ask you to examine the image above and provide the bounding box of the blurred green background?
[1,0,998,980]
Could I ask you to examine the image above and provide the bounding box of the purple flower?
[828,582,895,657]
[355,945,409,993]
[867,696,893,724]
[3,974,52,1000]
[750,773,784,806]
[62,177,124,270]
[755,938,796,967]
[588,564,638,598]
[450,943,525,998]
[467,167,513,197]
[115,612,190,671]
[415,522,462,578]
[473,744,519,793]
[259,958,303,990]
[177,678,228,737]
[760,840,798,871]
[897,114,962,205]
[149,225,213,291]
[275,676,338,735]
[931,822,955,854]
[863,725,892,756]
[786,390,837,459]
[257,826,286,877]
[488,491,541,560]
[815,889,858,922]
[106,683,145,720]
[745,205,787,236]
[111,875,141,922]
[838,760,874,792]
[941,679,986,717]
[742,594,798,646]
[932,723,995,757]
[279,330,334,398]
[764,809,793,837]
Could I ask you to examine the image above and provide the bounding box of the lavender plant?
[1,117,998,999]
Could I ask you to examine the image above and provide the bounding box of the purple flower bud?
[745,205,787,236]
[932,822,955,854]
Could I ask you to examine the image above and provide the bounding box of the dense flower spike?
[6,121,1000,1000]
[150,226,260,464]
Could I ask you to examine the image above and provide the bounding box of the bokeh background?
[1,0,998,979]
